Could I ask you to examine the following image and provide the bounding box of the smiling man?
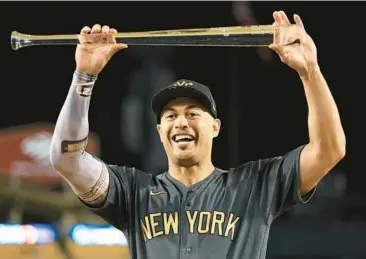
[152,80,220,184]
[50,10,345,259]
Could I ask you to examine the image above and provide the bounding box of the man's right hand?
[75,24,128,76]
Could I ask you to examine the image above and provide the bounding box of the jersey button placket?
[186,189,193,208]
[184,238,198,258]
[180,192,190,259]
[183,189,197,259]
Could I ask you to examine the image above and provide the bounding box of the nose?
[174,115,189,129]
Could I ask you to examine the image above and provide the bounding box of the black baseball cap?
[151,79,217,123]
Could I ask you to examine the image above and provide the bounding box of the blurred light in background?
[69,224,128,246]
[0,223,58,245]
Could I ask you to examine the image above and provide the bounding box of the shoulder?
[228,157,279,177]
[227,145,306,180]
[106,164,143,176]
[105,163,165,186]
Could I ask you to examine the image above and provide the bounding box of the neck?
[167,160,215,186]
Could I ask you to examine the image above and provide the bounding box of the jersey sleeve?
[256,145,316,221]
[81,164,136,232]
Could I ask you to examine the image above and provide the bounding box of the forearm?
[301,65,346,159]
[50,70,109,204]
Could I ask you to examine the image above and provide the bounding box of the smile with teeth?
[173,134,195,143]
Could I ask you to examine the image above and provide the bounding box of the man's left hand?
[269,11,318,77]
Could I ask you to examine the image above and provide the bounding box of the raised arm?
[269,11,346,195]
[49,24,127,206]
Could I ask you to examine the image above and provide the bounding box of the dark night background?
[0,1,365,258]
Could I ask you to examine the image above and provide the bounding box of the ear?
[156,124,163,142]
[212,119,221,138]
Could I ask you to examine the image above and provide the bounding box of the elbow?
[49,142,58,168]
[313,139,346,166]
[49,141,72,175]
[49,138,61,167]
[335,142,346,161]
[49,136,87,173]
[328,146,345,170]
[332,133,346,162]
[49,145,82,179]
[329,146,345,166]
[49,145,63,173]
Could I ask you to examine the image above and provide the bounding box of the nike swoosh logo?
[150,190,167,196]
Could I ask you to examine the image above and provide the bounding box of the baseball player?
[50,11,345,259]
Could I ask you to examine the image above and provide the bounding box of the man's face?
[157,98,221,166]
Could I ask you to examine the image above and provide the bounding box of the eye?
[165,114,176,119]
[187,112,199,118]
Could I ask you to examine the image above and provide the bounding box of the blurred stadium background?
[0,1,365,258]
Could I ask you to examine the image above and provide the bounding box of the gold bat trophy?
[10,25,276,50]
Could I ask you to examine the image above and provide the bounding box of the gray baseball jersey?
[84,145,315,259]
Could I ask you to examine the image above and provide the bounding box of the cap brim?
[152,86,214,122]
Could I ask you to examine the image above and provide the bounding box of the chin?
[173,153,198,167]
[175,158,197,167]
